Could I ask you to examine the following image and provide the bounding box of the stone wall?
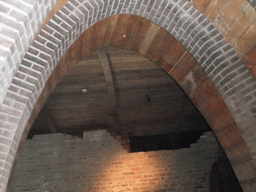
[8,130,227,192]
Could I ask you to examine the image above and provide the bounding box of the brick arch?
[1,0,256,105]
[14,15,256,191]
[0,0,256,191]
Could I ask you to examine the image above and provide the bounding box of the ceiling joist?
[28,48,210,138]
[42,111,57,133]
[96,49,117,111]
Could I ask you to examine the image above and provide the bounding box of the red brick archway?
[15,15,255,191]
[1,0,256,191]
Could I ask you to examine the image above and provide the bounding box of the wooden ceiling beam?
[96,49,117,111]
[41,110,57,133]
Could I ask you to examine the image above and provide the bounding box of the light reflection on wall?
[102,152,161,191]
[83,130,223,191]
[8,130,223,191]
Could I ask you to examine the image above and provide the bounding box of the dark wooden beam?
[96,49,117,111]
[41,110,57,133]
[96,49,120,136]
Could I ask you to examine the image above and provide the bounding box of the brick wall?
[1,0,256,190]
[8,130,227,192]
[0,0,59,104]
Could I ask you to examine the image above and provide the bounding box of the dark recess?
[129,131,206,152]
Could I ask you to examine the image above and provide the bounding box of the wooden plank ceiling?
[28,47,210,138]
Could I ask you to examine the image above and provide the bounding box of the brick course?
[0,0,256,191]
[0,0,58,104]
[1,0,255,105]
[8,130,225,192]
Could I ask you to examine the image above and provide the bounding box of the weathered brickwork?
[8,130,224,192]
[0,0,256,191]
[18,18,252,192]
[191,0,256,58]
[1,0,256,106]
[0,0,59,104]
